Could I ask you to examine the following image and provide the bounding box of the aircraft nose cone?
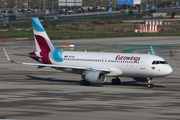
[166,66,173,75]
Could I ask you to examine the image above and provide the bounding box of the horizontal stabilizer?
[12,54,42,58]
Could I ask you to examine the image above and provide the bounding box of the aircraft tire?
[80,80,90,86]
[116,79,121,85]
[111,79,121,85]
[111,79,116,85]
[147,84,153,88]
[80,80,85,85]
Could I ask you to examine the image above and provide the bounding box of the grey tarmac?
[0,37,180,120]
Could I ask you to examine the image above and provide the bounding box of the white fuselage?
[49,51,173,78]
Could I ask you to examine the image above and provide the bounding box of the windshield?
[152,61,168,65]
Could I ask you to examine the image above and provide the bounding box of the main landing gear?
[147,78,153,88]
[80,74,90,86]
[111,77,121,85]
[80,80,90,86]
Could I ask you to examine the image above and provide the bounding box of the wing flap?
[22,62,87,70]
[89,68,111,73]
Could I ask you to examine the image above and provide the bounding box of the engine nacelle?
[85,70,106,83]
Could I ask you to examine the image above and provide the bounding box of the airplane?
[3,18,173,88]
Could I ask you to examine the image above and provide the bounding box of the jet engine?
[85,70,106,83]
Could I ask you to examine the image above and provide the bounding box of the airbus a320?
[3,18,173,88]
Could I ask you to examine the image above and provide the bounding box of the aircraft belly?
[106,67,123,76]
[123,67,152,77]
[120,64,139,76]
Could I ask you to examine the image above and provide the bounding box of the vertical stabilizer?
[150,46,156,55]
[32,18,54,53]
[31,18,54,64]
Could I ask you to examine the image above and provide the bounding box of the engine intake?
[85,70,106,83]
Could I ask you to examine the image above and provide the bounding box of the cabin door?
[140,57,148,69]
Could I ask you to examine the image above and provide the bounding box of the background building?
[58,0,82,6]
[0,0,178,12]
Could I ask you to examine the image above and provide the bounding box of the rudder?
[32,18,54,53]
[30,18,54,64]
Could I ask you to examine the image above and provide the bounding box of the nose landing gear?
[147,78,153,88]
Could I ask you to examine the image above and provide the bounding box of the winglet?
[3,48,15,63]
[150,46,156,55]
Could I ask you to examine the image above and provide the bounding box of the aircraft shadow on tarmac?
[25,75,80,85]
[25,75,166,88]
[104,81,166,88]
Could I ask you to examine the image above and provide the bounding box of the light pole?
[156,0,157,8]
[4,0,6,10]
[15,0,17,9]
[85,1,86,13]
[177,0,179,8]
[113,0,116,11]
[43,0,45,10]
[52,0,56,12]
[27,0,28,9]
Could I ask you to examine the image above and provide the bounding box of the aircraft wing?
[3,48,111,72]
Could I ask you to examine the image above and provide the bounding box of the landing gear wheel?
[111,79,116,85]
[85,81,90,86]
[80,80,85,85]
[80,80,90,86]
[116,79,121,85]
[111,78,121,85]
[147,84,153,88]
[147,78,153,88]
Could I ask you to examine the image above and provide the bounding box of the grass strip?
[1,29,180,40]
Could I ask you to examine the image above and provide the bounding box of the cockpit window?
[160,61,166,64]
[152,61,168,65]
